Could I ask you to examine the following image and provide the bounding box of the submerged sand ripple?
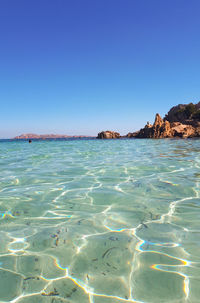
[0,139,200,302]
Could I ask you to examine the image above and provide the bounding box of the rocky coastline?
[97,102,200,139]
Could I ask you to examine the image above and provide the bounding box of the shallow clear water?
[0,139,200,303]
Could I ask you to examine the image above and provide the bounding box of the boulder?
[171,123,195,138]
[97,131,120,139]
[126,131,139,138]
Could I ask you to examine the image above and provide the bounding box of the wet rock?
[97,131,120,139]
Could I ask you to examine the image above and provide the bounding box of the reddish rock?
[135,113,199,138]
[136,114,173,138]
[171,123,194,138]
[126,131,139,138]
[97,131,120,139]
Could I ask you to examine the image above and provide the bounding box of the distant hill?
[14,133,94,139]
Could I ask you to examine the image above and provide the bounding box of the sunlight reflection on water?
[0,139,200,302]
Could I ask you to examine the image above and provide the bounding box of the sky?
[1,0,200,138]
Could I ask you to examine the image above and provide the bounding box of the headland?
[97,101,200,139]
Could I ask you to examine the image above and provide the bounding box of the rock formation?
[136,114,173,138]
[126,131,139,138]
[97,131,120,139]
[97,102,200,139]
[164,102,200,124]
[134,112,200,139]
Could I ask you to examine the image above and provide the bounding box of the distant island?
[97,101,200,139]
[14,134,94,139]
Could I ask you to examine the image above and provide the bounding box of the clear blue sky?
[1,0,200,138]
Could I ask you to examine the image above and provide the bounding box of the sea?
[0,138,200,303]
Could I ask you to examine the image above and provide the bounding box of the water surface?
[0,139,200,303]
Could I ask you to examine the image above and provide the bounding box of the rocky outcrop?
[135,113,200,139]
[125,101,200,139]
[97,103,200,139]
[171,122,200,138]
[97,131,120,139]
[164,102,200,124]
[136,114,173,138]
[126,131,139,138]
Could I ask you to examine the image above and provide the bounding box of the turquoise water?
[0,139,200,303]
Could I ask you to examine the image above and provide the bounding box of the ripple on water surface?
[0,139,200,303]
